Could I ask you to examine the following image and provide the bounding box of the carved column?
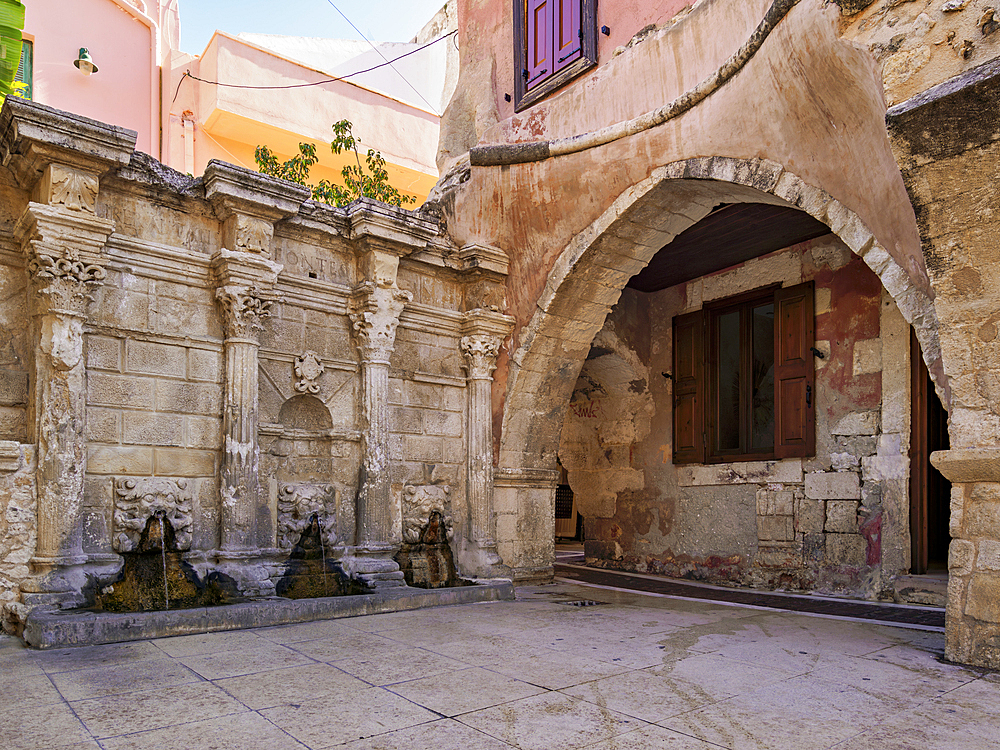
[348,281,412,585]
[202,161,305,574]
[15,176,115,602]
[212,253,281,555]
[460,310,515,578]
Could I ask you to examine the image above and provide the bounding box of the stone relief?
[293,351,324,394]
[47,165,99,213]
[402,483,453,544]
[277,483,338,549]
[227,214,273,255]
[113,477,194,552]
[28,253,107,312]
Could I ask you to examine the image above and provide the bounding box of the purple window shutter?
[552,0,582,74]
[526,0,551,90]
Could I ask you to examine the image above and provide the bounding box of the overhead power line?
[325,0,442,115]
[172,29,455,104]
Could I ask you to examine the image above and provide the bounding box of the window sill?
[676,459,803,487]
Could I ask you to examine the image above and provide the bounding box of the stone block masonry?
[0,99,515,624]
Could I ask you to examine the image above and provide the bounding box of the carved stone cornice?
[458,243,510,277]
[348,282,412,364]
[203,160,310,223]
[347,198,438,250]
[0,98,136,192]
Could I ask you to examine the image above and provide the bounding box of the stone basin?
[22,580,514,649]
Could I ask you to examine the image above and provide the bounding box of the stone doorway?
[909,329,951,575]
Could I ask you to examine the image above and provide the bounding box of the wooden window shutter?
[673,310,705,464]
[552,0,582,75]
[773,281,815,458]
[525,0,552,90]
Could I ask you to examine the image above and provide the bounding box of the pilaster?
[345,245,413,587]
[460,309,514,579]
[203,163,308,594]
[13,181,116,603]
[931,448,1000,669]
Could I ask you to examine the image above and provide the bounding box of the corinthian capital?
[27,252,107,313]
[216,286,278,340]
[16,201,115,315]
[460,308,515,380]
[348,283,412,364]
[461,335,503,379]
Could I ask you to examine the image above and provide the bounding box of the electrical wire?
[171,29,455,104]
[324,0,442,115]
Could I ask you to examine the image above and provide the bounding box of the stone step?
[893,574,948,608]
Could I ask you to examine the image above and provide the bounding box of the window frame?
[513,0,598,112]
[705,286,779,464]
[673,281,816,465]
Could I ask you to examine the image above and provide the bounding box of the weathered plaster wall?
[437,0,931,436]
[559,239,912,597]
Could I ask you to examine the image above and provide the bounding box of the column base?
[458,539,513,581]
[343,545,406,588]
[214,549,277,598]
[21,554,121,609]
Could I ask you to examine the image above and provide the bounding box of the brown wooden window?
[513,0,598,112]
[672,282,815,464]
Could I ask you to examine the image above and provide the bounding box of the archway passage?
[495,157,943,593]
[627,202,832,293]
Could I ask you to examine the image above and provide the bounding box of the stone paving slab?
[2,581,997,750]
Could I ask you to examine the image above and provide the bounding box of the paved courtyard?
[1,581,997,749]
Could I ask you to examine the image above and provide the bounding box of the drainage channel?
[554,563,945,629]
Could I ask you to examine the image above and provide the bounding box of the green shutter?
[15,38,30,99]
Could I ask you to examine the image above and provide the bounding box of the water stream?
[157,513,170,609]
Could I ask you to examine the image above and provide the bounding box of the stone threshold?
[22,580,515,649]
[555,563,945,629]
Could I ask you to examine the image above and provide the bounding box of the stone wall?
[889,57,1000,667]
[838,0,1000,107]
[560,238,914,598]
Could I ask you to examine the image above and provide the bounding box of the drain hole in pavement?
[558,599,606,607]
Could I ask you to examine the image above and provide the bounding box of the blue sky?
[178,0,448,54]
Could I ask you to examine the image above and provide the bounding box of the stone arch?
[496,156,944,577]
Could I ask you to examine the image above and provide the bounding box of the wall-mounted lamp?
[74,48,99,76]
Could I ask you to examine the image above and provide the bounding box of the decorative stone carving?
[402,484,454,544]
[294,351,325,394]
[277,483,338,549]
[348,283,413,364]
[113,477,194,552]
[43,164,99,213]
[224,214,273,255]
[461,334,503,379]
[27,252,106,313]
[216,286,278,339]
